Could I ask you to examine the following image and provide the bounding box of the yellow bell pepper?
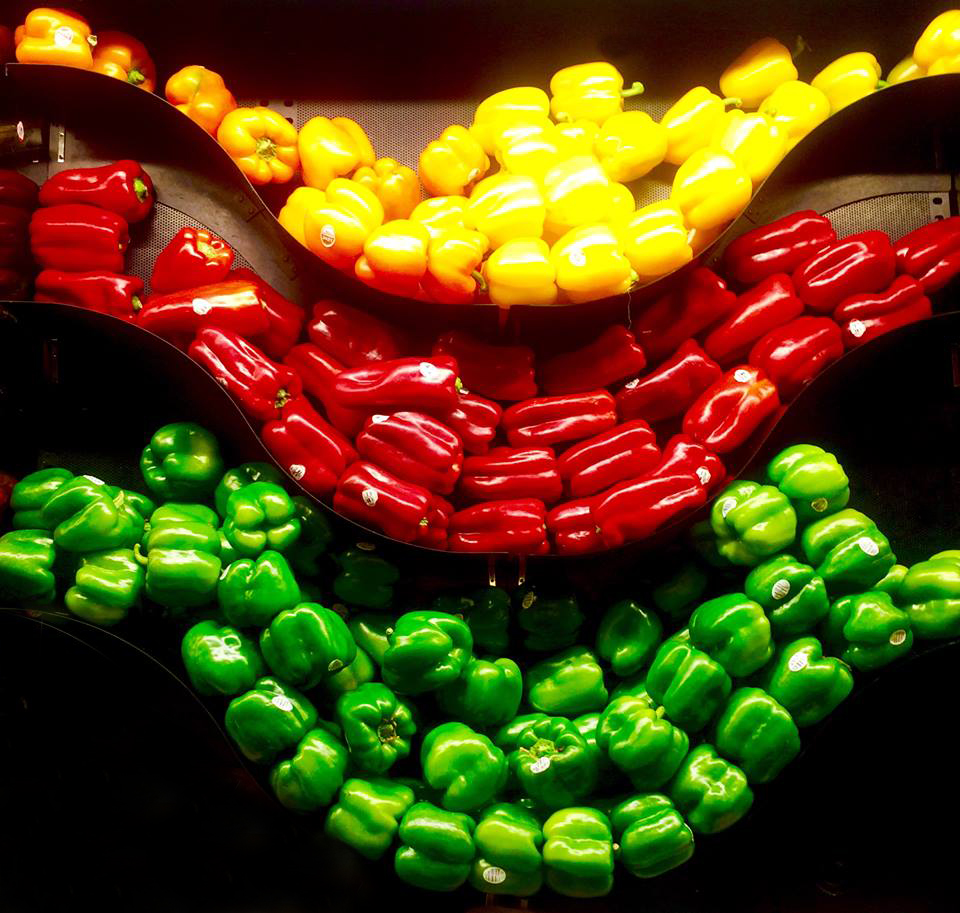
[887,56,926,84]
[914,10,960,67]
[466,174,545,249]
[615,201,693,279]
[353,157,421,221]
[929,54,960,75]
[15,7,95,68]
[812,52,884,113]
[278,187,326,247]
[549,61,644,125]
[304,178,384,271]
[483,238,558,307]
[419,125,489,197]
[556,119,601,156]
[410,196,469,239]
[165,65,237,136]
[353,219,430,297]
[217,107,300,186]
[423,228,490,304]
[494,119,567,180]
[710,110,787,185]
[470,87,550,155]
[298,116,375,191]
[661,87,740,165]
[594,111,668,182]
[688,223,723,256]
[542,155,618,238]
[610,183,635,220]
[551,224,636,303]
[758,80,830,150]
[719,38,798,109]
[91,31,156,91]
[671,149,752,232]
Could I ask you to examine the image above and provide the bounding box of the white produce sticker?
[272,695,294,712]
[771,579,791,600]
[696,467,711,485]
[419,361,441,381]
[482,867,507,885]
[810,497,829,513]
[192,298,212,316]
[889,629,907,646]
[788,653,808,672]
[361,488,379,507]
[734,369,752,383]
[569,249,587,267]
[319,225,336,248]
[288,464,306,481]
[530,757,551,774]
[857,537,879,556]
[54,26,75,47]
[720,497,737,518]
[848,319,866,338]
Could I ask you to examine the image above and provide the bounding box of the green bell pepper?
[669,743,753,834]
[897,550,960,639]
[744,554,829,639]
[381,611,472,695]
[875,563,909,599]
[336,682,415,774]
[181,619,265,696]
[646,629,732,732]
[611,793,694,879]
[651,559,708,620]
[214,462,284,517]
[713,687,800,783]
[286,496,334,577]
[758,636,853,727]
[333,547,399,609]
[10,468,74,529]
[65,547,144,625]
[710,480,797,566]
[325,777,415,860]
[595,599,663,678]
[140,422,224,502]
[767,443,850,523]
[105,485,155,536]
[395,801,475,892]
[437,656,522,729]
[225,677,318,763]
[421,721,507,813]
[821,590,913,670]
[0,529,57,603]
[801,509,896,595]
[542,807,614,898]
[217,550,301,627]
[324,647,376,697]
[516,587,584,651]
[349,613,395,665]
[270,724,348,812]
[41,477,136,553]
[143,502,220,540]
[432,585,510,654]
[597,694,689,790]
[222,482,301,558]
[493,713,550,752]
[572,711,609,772]
[469,802,543,896]
[526,647,608,715]
[689,593,773,677]
[260,602,356,688]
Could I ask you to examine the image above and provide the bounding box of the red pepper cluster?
[0,169,39,300]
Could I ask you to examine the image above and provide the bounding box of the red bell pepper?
[283,343,367,437]
[432,330,536,401]
[459,447,562,504]
[748,316,844,401]
[833,275,932,348]
[448,498,548,554]
[546,499,603,556]
[633,268,737,364]
[30,204,129,272]
[418,494,453,550]
[702,273,804,365]
[308,299,407,367]
[150,227,234,294]
[894,216,960,293]
[557,420,660,498]
[616,340,722,424]
[139,279,269,338]
[0,204,31,268]
[334,461,434,543]
[39,160,154,223]
[34,269,143,321]
[333,356,461,413]
[188,326,302,422]
[431,391,502,455]
[0,470,15,522]
[501,391,617,449]
[722,210,836,286]
[650,434,726,495]
[0,170,38,210]
[231,268,306,360]
[538,325,647,395]
[356,411,463,496]
[792,230,896,313]
[261,397,358,498]
[682,365,780,453]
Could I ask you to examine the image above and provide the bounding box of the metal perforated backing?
[824,192,944,243]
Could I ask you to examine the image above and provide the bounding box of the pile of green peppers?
[1,427,958,900]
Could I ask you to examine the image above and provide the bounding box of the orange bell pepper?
[410,196,469,238]
[91,31,155,91]
[16,8,95,69]
[299,116,375,190]
[279,186,327,246]
[420,125,490,197]
[165,65,237,136]
[353,157,422,220]
[217,107,299,186]
[423,228,490,303]
[304,178,384,271]
[355,219,431,297]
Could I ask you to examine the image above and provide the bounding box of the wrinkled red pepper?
[150,227,234,294]
[334,461,434,543]
[682,365,780,453]
[894,216,960,292]
[188,326,302,422]
[833,275,932,348]
[557,420,660,498]
[448,498,548,554]
[308,299,408,367]
[723,210,836,286]
[702,273,804,365]
[0,204,31,267]
[432,330,536,401]
[419,494,453,550]
[39,160,155,223]
[650,434,726,495]
[748,316,844,401]
[355,411,463,496]
[30,204,129,272]
[616,340,722,424]
[538,325,647,395]
[0,170,39,209]
[261,397,358,498]
[34,269,144,321]
[139,279,269,337]
[546,499,603,556]
[501,390,617,449]
[632,268,737,364]
[283,343,368,437]
[459,447,562,504]
[430,391,502,455]
[231,268,306,360]
[792,230,896,313]
[333,356,461,413]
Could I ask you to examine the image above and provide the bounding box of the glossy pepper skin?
[595,599,663,677]
[749,316,845,401]
[671,148,753,232]
[482,237,558,307]
[325,778,415,860]
[821,590,913,671]
[16,8,94,68]
[298,116,375,190]
[30,204,129,272]
[421,722,507,813]
[723,211,836,286]
[652,558,709,619]
[526,647,608,715]
[502,391,617,450]
[612,794,694,879]
[466,173,545,249]
[802,508,896,595]
[539,325,646,395]
[217,107,300,186]
[333,461,434,544]
[470,86,550,153]
[720,38,798,108]
[140,279,269,338]
[395,801,476,892]
[833,275,932,348]
[214,463,283,517]
[894,216,960,292]
[354,218,430,297]
[432,390,500,456]
[91,31,156,90]
[758,80,830,149]
[165,65,236,135]
[225,268,305,361]
[745,554,829,638]
[714,687,800,783]
[448,498,548,554]
[670,744,753,834]
[551,222,635,302]
[437,657,522,729]
[336,682,415,774]
[0,530,56,603]
[381,611,472,695]
[217,550,300,627]
[279,186,326,246]
[433,587,509,654]
[222,482,300,558]
[550,61,644,124]
[710,480,798,565]
[616,200,693,279]
[353,157,421,221]
[432,330,536,402]
[594,110,667,181]
[304,178,384,271]
[690,593,773,676]
[812,52,883,112]
[559,420,660,500]
[180,620,264,696]
[225,677,318,763]
[419,125,489,197]
[333,356,460,414]
[547,499,603,556]
[767,443,850,522]
[914,10,960,67]
[349,614,395,666]
[34,270,144,321]
[260,602,356,688]
[149,227,234,294]
[542,808,615,898]
[308,299,406,367]
[470,803,543,896]
[270,725,348,812]
[898,551,960,639]
[0,170,38,209]
[40,160,154,224]
[517,588,585,651]
[661,86,738,165]
[423,227,488,304]
[41,477,136,553]
[65,548,144,625]
[332,548,398,609]
[460,447,562,504]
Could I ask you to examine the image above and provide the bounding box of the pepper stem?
[377,720,398,743]
[131,295,142,313]
[471,269,487,293]
[87,34,98,47]
[133,177,149,203]
[255,135,277,161]
[128,68,146,87]
[877,79,888,89]
[275,388,292,410]
[621,81,645,98]
[793,35,811,59]
[133,542,148,567]
[722,97,743,109]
